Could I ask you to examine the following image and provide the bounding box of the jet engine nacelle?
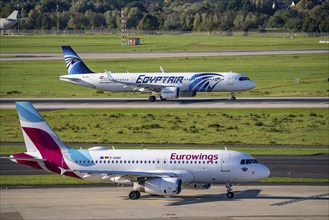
[184,183,212,190]
[180,91,197,97]
[137,177,182,196]
[160,87,179,99]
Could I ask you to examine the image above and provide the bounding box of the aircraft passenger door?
[162,159,167,169]
[131,75,136,83]
[221,154,230,172]
[228,76,234,90]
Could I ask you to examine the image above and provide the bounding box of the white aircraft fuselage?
[59,46,256,101]
[0,18,18,30]
[60,72,255,93]
[64,149,269,184]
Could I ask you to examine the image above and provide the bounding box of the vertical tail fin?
[62,46,94,74]
[7,10,18,20]
[16,102,68,162]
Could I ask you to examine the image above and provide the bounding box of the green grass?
[0,34,327,53]
[0,175,327,186]
[0,175,106,185]
[260,177,329,184]
[1,146,328,156]
[1,54,328,98]
[1,108,328,146]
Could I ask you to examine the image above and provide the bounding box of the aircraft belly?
[97,83,134,92]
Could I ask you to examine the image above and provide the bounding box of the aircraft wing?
[78,169,177,182]
[106,72,168,93]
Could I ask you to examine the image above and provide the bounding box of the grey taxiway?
[1,49,327,61]
[0,97,328,109]
[1,185,328,220]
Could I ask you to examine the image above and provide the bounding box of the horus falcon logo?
[64,56,80,71]
[188,73,223,92]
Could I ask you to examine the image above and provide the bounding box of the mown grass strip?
[1,108,328,146]
[1,54,328,98]
[260,177,329,184]
[1,34,327,53]
[0,175,327,186]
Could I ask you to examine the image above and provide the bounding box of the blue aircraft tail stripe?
[62,46,94,75]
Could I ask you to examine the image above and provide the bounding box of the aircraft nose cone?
[261,165,271,179]
[250,80,256,89]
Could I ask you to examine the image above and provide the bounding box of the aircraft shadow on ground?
[130,189,329,207]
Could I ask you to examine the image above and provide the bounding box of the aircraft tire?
[129,190,141,200]
[226,192,234,199]
[149,96,156,102]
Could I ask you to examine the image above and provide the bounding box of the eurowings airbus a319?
[2,102,270,200]
[59,46,256,102]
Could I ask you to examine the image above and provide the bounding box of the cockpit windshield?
[240,159,259,165]
[239,77,250,81]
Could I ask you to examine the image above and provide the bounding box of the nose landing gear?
[230,92,236,101]
[225,182,234,198]
[148,95,156,102]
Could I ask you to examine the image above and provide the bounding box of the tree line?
[1,0,328,32]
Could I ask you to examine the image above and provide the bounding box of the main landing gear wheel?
[225,182,234,199]
[129,190,141,200]
[148,95,156,102]
[230,92,236,101]
[226,192,234,198]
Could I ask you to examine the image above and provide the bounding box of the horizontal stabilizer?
[0,156,46,162]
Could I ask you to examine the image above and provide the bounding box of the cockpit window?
[239,77,250,81]
[240,159,258,164]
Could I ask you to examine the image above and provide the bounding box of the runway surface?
[1,49,327,61]
[1,185,328,220]
[1,97,328,109]
[1,155,328,179]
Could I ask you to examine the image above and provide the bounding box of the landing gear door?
[221,154,230,172]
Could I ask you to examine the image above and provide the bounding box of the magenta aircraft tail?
[12,102,78,178]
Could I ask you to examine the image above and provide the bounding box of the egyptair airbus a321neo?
[59,46,256,102]
[2,102,270,200]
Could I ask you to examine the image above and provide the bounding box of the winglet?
[160,66,166,73]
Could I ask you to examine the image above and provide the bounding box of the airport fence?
[5,29,329,38]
